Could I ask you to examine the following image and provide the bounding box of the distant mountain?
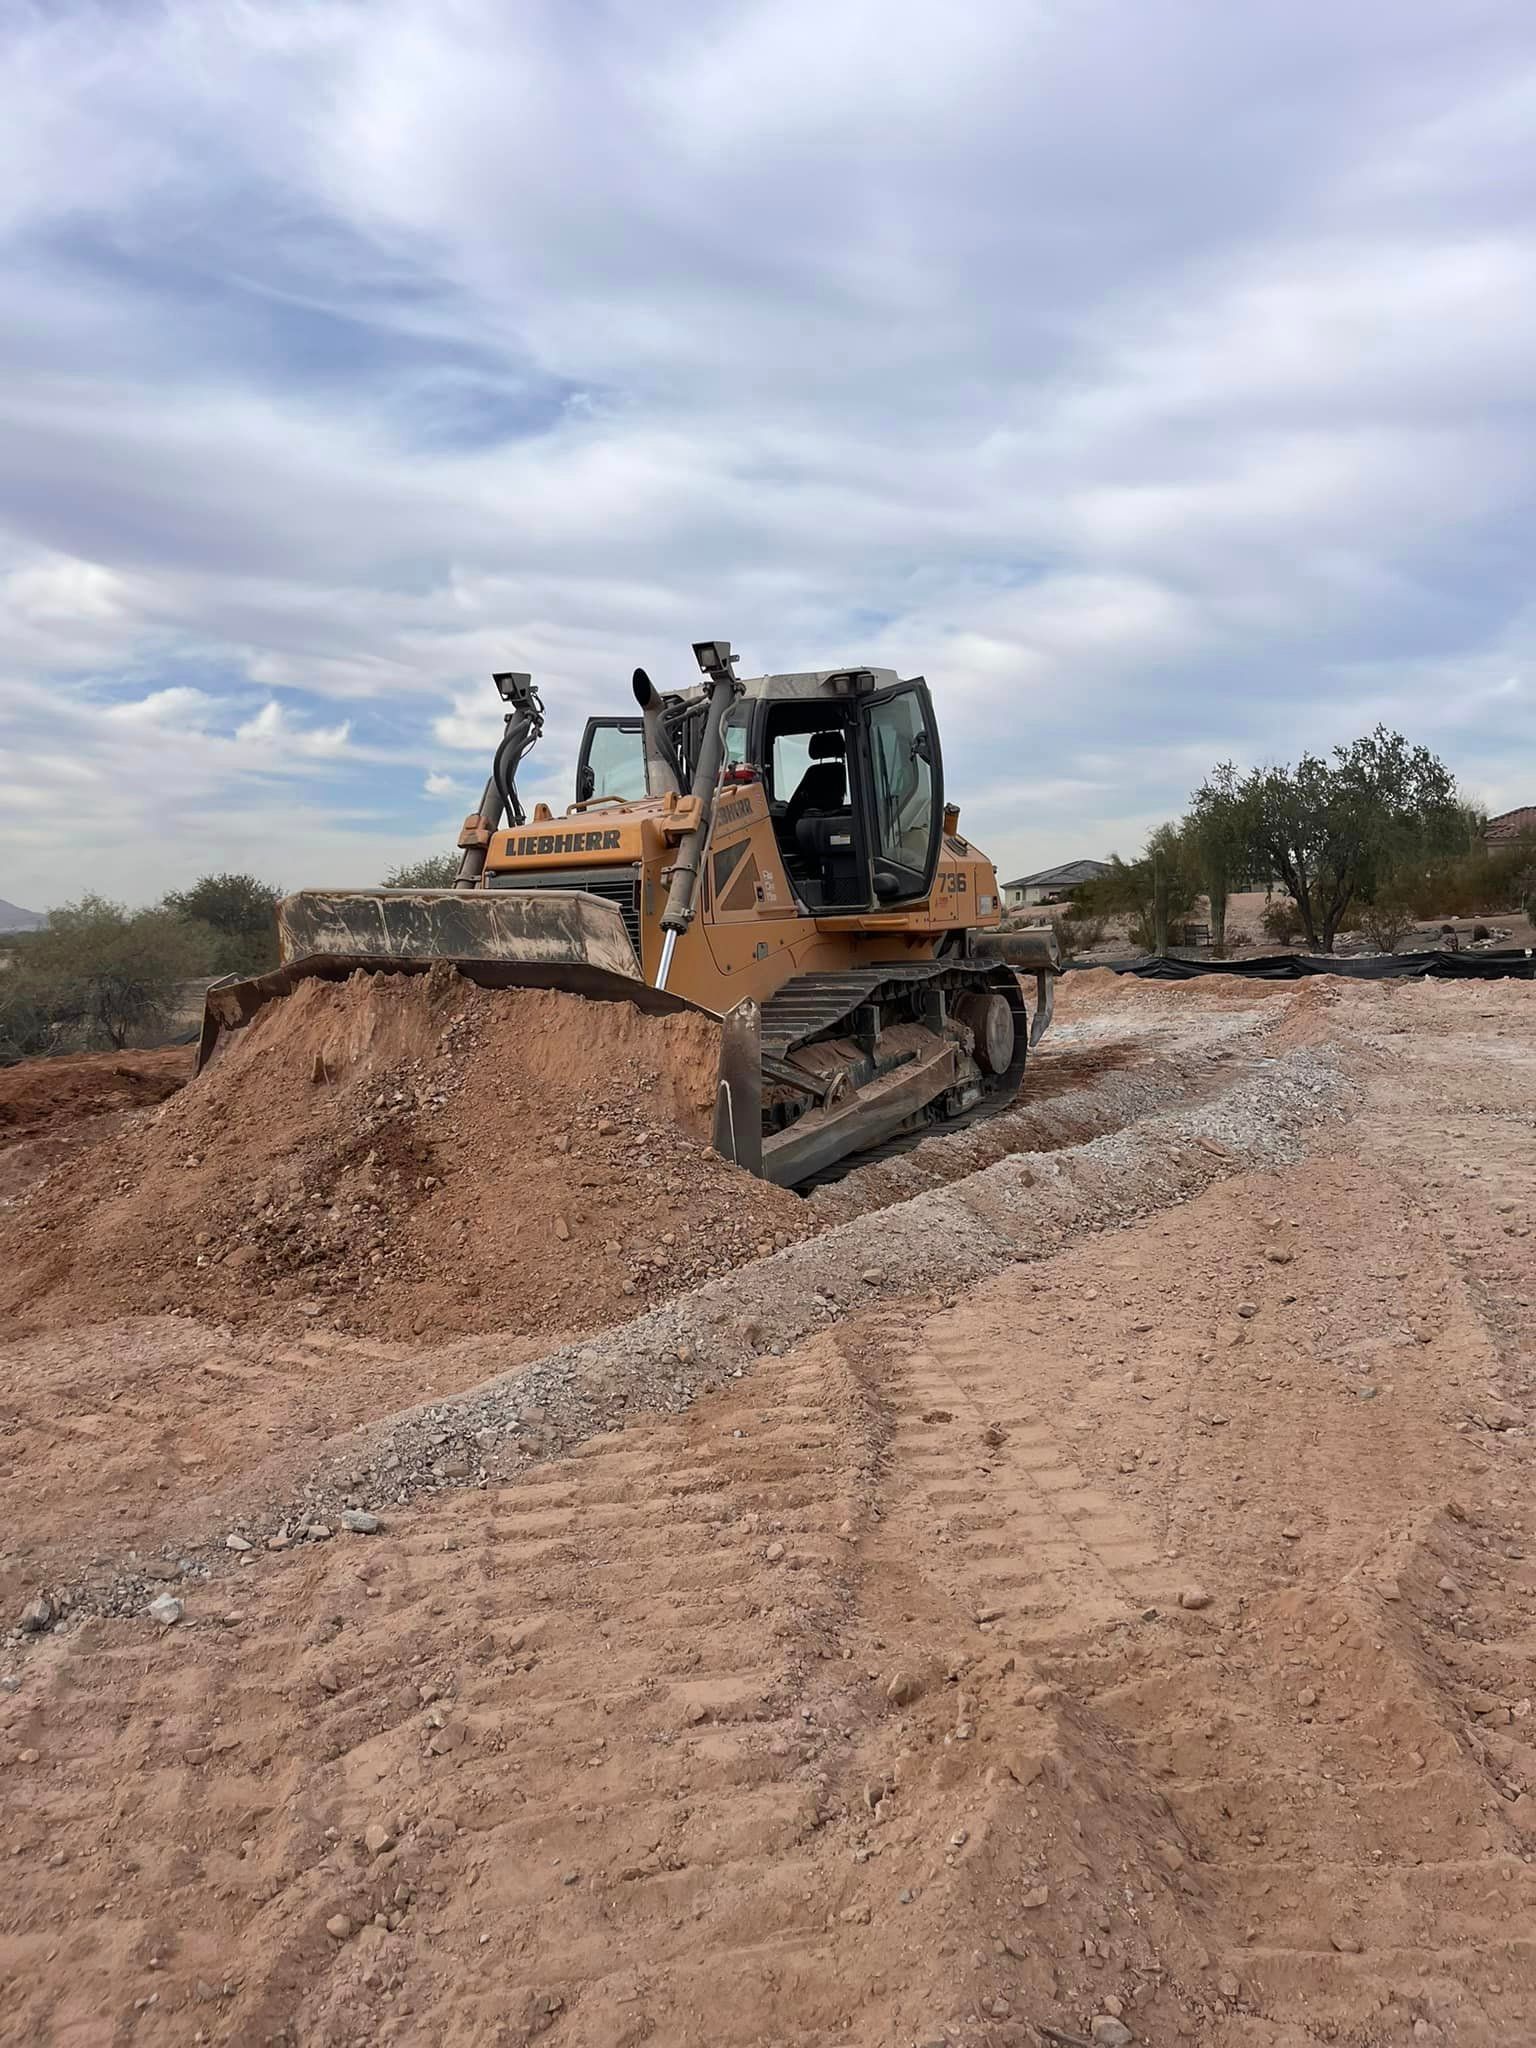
[0,899,45,932]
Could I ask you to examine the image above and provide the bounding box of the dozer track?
[751,958,1029,1188]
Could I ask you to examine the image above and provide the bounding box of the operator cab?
[577,695,704,802]
[577,666,945,914]
[752,672,944,912]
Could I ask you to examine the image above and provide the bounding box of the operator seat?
[783,730,862,907]
[783,730,847,834]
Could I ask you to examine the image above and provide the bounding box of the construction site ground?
[2,968,1534,2048]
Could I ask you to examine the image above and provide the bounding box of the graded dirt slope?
[0,972,1334,1606]
[2,973,1534,2046]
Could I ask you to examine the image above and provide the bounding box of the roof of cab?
[738,667,903,700]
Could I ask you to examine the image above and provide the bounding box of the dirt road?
[2,974,1533,2047]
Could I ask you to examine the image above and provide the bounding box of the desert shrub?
[1053,913,1106,961]
[1261,898,1305,945]
[0,978,59,1062]
[1404,845,1536,919]
[164,872,281,976]
[1360,899,1417,953]
[383,852,461,889]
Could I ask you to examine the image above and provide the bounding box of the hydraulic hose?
[454,677,545,886]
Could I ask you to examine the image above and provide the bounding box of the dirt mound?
[1260,974,1350,1051]
[0,1045,189,1142]
[0,968,808,1345]
[0,1046,194,1207]
[1059,965,1287,1012]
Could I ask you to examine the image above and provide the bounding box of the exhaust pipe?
[632,668,682,798]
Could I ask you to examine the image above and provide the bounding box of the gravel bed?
[306,1040,1353,1505]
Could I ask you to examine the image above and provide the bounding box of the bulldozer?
[199,641,1057,1188]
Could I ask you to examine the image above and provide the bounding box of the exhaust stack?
[632,668,682,798]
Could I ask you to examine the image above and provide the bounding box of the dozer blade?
[277,886,645,978]
[196,887,687,1074]
[199,885,765,1175]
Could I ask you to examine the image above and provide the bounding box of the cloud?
[102,686,217,731]
[2,0,1536,907]
[234,700,354,755]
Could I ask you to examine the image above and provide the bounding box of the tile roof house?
[1001,858,1111,908]
[1484,807,1536,846]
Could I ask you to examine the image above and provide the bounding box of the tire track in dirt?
[1081,1509,1536,2042]
[0,1310,1264,2048]
[1,1339,900,2046]
[819,1099,1536,2048]
[9,977,1535,2046]
[862,1304,1169,1648]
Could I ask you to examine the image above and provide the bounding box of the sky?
[3,0,1536,910]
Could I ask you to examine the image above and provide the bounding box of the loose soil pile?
[0,1045,192,1207]
[0,1044,189,1142]
[1058,966,1289,1012]
[0,968,807,1345]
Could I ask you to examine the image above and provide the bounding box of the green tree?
[383,853,461,889]
[0,972,59,1062]
[164,872,281,975]
[1184,762,1249,955]
[1077,825,1198,952]
[1230,727,1463,952]
[9,896,216,1052]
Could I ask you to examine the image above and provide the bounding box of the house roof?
[1002,858,1111,891]
[1484,806,1536,842]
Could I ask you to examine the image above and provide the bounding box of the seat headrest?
[808,730,846,760]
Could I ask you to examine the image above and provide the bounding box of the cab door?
[856,680,943,902]
[576,718,647,802]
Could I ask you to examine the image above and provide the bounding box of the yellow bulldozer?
[200,641,1057,1187]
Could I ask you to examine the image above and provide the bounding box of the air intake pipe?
[655,642,738,989]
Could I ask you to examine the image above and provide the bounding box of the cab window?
[580,721,647,801]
